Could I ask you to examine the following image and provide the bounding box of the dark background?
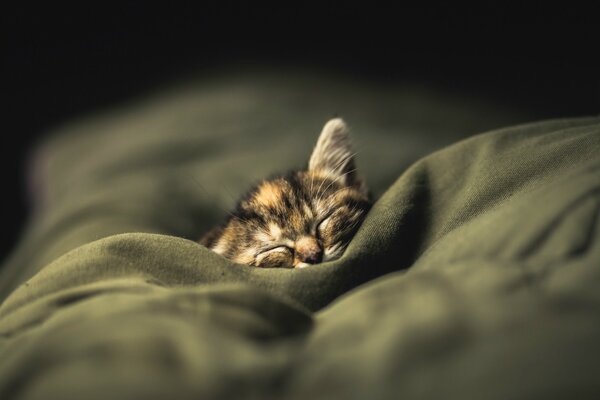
[2,3,599,261]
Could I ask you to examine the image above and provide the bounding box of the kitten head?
[201,118,370,268]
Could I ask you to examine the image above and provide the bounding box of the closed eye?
[315,214,334,239]
[257,245,293,256]
[316,209,336,228]
[317,215,331,229]
[255,245,294,268]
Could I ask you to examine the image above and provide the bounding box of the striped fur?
[200,118,370,268]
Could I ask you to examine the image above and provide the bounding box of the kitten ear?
[309,118,365,190]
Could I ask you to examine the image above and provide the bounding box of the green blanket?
[1,71,599,399]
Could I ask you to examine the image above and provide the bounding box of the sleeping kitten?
[200,118,370,268]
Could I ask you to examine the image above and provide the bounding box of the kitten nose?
[296,236,323,264]
[298,248,323,264]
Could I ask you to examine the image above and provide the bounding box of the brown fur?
[200,119,370,268]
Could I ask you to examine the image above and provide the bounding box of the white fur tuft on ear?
[309,118,354,177]
[308,118,368,194]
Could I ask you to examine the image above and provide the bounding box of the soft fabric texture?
[1,71,599,399]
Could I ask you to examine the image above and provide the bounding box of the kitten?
[200,118,370,268]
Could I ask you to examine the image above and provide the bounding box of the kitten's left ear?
[309,118,367,193]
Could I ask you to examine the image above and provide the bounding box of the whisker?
[221,184,240,204]
[312,150,356,199]
[188,174,245,222]
[316,168,358,205]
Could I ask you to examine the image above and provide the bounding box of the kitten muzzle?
[295,236,323,265]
